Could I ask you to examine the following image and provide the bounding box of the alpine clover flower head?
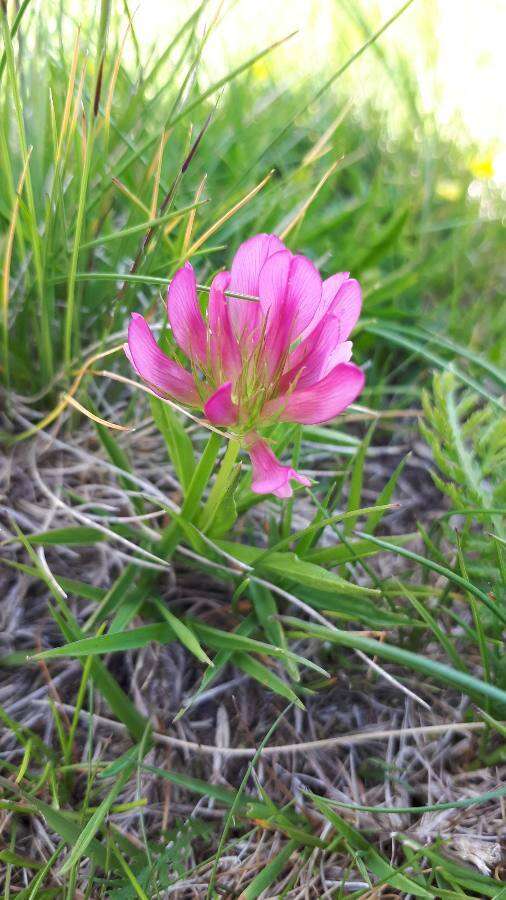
[125,234,364,498]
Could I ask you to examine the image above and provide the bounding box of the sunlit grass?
[127,0,506,168]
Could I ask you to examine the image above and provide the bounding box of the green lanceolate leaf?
[151,598,213,666]
[21,526,105,546]
[30,616,326,677]
[189,620,328,676]
[217,540,379,597]
[29,623,177,660]
[232,652,304,709]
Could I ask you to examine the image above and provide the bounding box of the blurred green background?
[1,0,504,403]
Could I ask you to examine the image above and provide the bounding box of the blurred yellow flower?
[252,59,270,80]
[469,151,495,180]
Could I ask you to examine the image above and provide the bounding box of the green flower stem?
[158,431,222,559]
[281,424,302,539]
[198,438,241,534]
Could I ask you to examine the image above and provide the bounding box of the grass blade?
[285,617,506,709]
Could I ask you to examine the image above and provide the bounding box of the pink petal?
[276,272,361,391]
[204,382,239,426]
[298,272,357,342]
[285,254,323,337]
[263,362,365,425]
[208,271,242,381]
[254,250,322,376]
[166,262,207,365]
[257,250,293,371]
[325,339,353,372]
[248,438,311,498]
[326,277,362,341]
[228,233,285,339]
[258,249,291,321]
[230,233,286,294]
[259,251,322,341]
[281,308,353,390]
[126,313,199,405]
[320,272,350,317]
[271,481,294,499]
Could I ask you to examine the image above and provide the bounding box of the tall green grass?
[0,0,504,403]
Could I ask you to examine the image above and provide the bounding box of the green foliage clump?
[421,370,506,590]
